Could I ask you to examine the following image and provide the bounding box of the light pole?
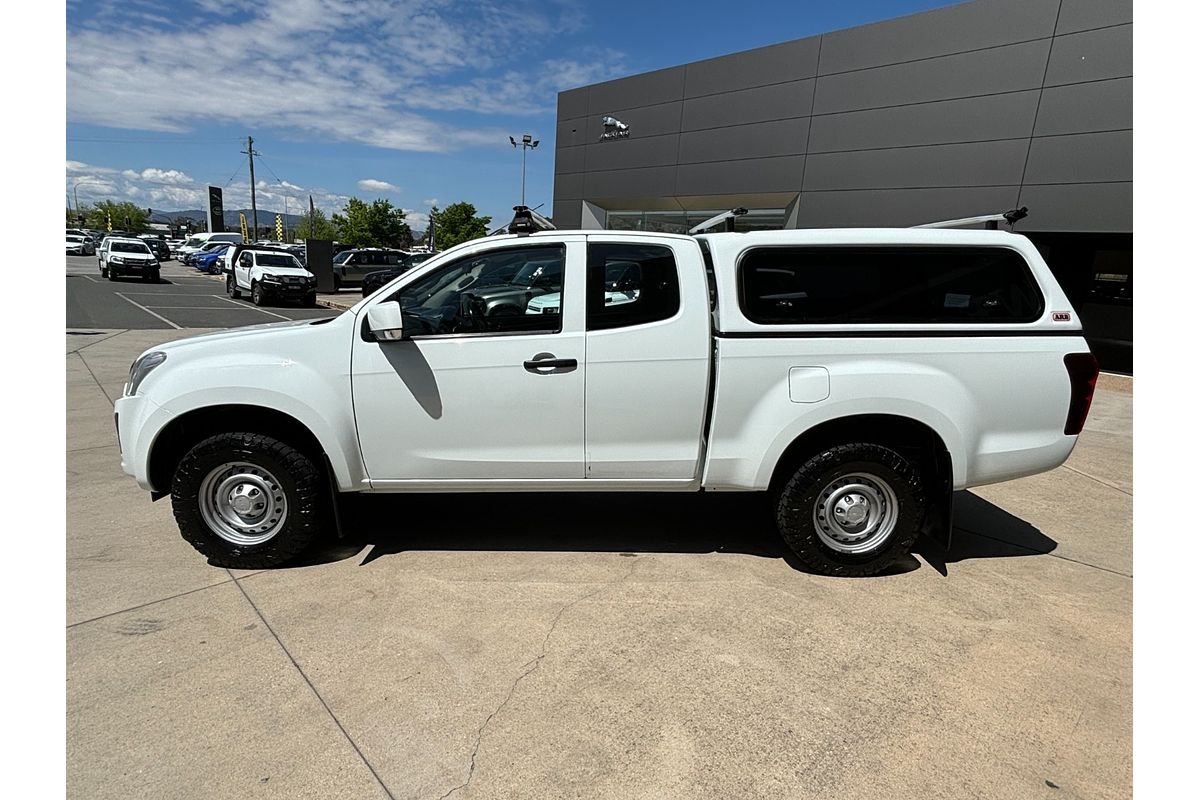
[72,180,107,220]
[508,134,539,207]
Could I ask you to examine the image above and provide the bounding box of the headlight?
[126,351,167,396]
[110,257,124,264]
[263,275,281,283]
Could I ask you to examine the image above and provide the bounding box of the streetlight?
[509,134,539,207]
[72,180,108,218]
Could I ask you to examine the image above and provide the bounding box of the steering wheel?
[457,292,488,332]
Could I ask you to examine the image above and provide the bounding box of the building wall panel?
[817,0,1058,75]
[812,39,1051,115]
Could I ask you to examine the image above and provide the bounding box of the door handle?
[524,352,577,374]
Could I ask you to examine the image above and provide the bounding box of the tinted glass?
[333,251,352,265]
[739,246,1043,324]
[586,243,680,330]
[112,242,151,254]
[391,245,565,337]
[256,254,300,268]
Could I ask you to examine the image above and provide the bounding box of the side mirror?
[366,301,405,341]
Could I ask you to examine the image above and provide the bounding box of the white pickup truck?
[115,213,1099,576]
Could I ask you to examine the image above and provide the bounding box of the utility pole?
[242,135,261,239]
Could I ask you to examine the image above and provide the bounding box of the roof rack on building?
[912,207,1028,230]
[505,205,556,236]
[688,207,748,235]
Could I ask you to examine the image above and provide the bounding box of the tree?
[331,198,413,248]
[80,200,149,233]
[434,202,492,250]
[294,207,338,241]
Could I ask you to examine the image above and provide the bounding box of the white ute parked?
[115,208,1100,576]
[227,248,318,307]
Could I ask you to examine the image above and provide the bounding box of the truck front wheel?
[171,432,325,569]
[774,443,925,577]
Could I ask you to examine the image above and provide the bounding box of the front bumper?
[107,260,158,275]
[115,391,164,491]
[260,280,316,299]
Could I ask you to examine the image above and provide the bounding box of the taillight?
[1063,352,1100,435]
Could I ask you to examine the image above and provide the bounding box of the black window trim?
[379,242,568,341]
[585,241,683,332]
[735,243,1047,327]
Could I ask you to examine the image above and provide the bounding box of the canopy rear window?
[738,246,1044,325]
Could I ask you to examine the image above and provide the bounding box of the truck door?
[351,238,587,485]
[583,237,711,482]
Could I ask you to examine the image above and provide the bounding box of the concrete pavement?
[66,330,1131,799]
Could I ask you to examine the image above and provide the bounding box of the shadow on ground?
[286,489,1057,578]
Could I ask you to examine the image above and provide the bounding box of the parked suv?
[227,249,317,306]
[360,252,433,297]
[331,248,408,290]
[99,238,160,282]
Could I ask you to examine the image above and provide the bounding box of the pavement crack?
[437,558,640,800]
[1061,463,1132,497]
[229,571,397,800]
[73,350,115,406]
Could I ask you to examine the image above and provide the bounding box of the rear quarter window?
[738,246,1044,324]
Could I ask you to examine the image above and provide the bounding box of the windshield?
[67,236,85,243]
[112,242,151,254]
[332,251,352,265]
[256,254,300,268]
[183,238,202,248]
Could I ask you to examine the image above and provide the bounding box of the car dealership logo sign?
[600,115,630,141]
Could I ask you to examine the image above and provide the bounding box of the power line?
[66,136,246,144]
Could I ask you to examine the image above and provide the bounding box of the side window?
[586,243,680,331]
[239,253,252,267]
[389,245,566,337]
[738,246,1044,324]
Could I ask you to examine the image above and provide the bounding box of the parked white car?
[226,249,317,307]
[98,237,159,282]
[116,220,1099,576]
[66,234,95,256]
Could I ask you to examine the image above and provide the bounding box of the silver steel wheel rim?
[812,472,899,554]
[198,461,288,546]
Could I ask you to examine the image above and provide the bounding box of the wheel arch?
[148,404,330,496]
[767,414,955,549]
[768,413,952,492]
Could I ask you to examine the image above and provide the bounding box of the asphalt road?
[66,254,336,330]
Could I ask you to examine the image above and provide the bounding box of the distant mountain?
[149,208,305,229]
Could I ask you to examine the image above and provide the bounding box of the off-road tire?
[774,443,925,577]
[302,292,317,307]
[152,269,161,282]
[171,432,325,569]
[107,268,117,281]
[227,274,242,299]
[251,281,265,306]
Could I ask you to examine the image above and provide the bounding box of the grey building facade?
[552,0,1132,371]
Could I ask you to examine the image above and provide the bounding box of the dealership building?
[552,0,1132,370]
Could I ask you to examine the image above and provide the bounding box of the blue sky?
[66,0,957,232]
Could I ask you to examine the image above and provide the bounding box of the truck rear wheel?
[227,274,242,299]
[774,443,924,577]
[171,432,325,569]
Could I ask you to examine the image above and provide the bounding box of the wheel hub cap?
[198,462,288,546]
[813,472,899,555]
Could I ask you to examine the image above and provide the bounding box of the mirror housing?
[366,301,405,341]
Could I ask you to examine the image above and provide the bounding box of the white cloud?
[66,0,618,153]
[357,179,400,193]
[65,158,349,215]
[422,198,438,207]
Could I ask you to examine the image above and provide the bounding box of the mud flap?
[324,456,346,539]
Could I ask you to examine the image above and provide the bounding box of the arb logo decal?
[1052,311,1072,322]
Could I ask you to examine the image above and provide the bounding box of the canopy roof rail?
[911,207,1028,230]
[689,207,748,235]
